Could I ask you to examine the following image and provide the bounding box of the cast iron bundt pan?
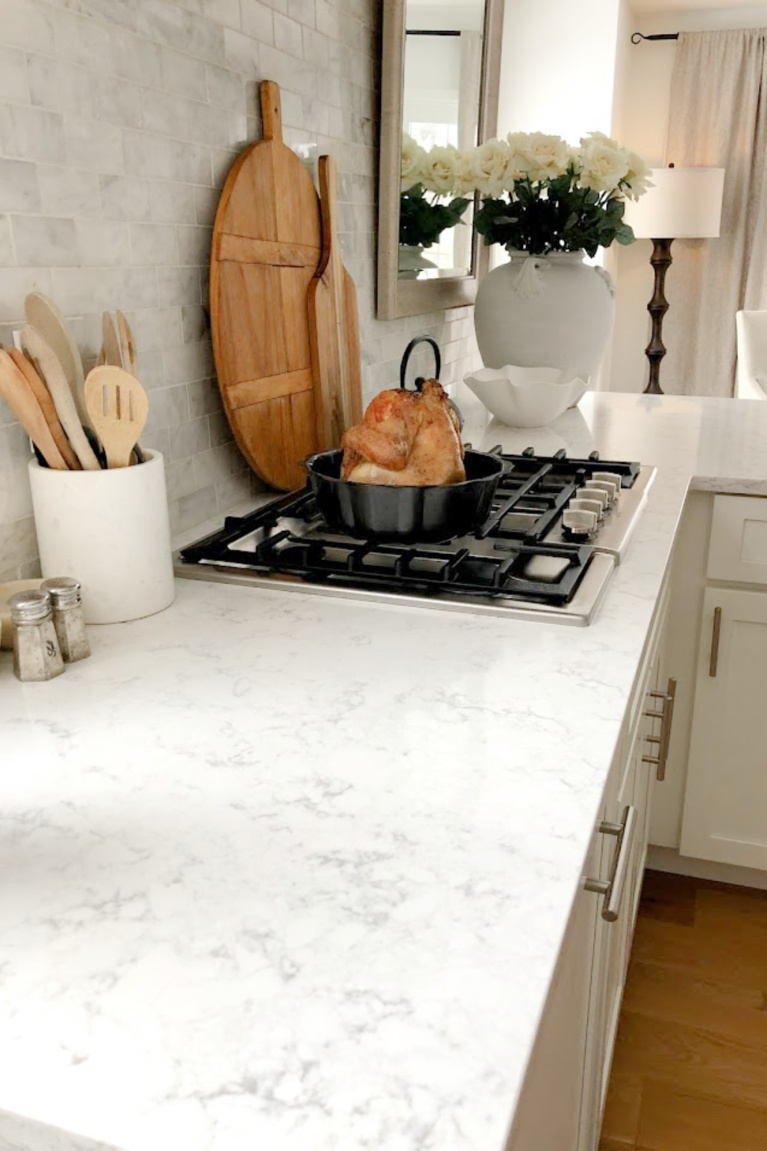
[305,448,505,543]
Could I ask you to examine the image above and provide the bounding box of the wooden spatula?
[101,312,124,369]
[116,310,138,377]
[21,325,102,471]
[83,366,149,468]
[24,291,88,427]
[7,348,80,470]
[0,349,67,469]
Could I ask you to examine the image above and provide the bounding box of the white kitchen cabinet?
[680,586,767,869]
[506,587,667,1151]
[505,826,602,1151]
[649,493,767,876]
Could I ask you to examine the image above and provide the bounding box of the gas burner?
[176,449,655,625]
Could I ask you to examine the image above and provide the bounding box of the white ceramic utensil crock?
[28,450,175,624]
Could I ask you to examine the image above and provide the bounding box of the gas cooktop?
[175,448,656,625]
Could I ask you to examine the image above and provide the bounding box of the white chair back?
[735,310,767,399]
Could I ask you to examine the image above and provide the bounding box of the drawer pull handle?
[710,607,722,677]
[644,678,677,781]
[585,804,637,922]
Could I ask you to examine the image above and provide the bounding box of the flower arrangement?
[456,131,652,257]
[399,134,470,249]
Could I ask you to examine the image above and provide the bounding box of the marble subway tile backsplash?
[0,0,481,581]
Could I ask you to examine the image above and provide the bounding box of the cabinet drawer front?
[708,495,767,584]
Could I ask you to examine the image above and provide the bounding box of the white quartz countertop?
[3,391,767,1151]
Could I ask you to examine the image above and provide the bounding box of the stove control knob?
[580,486,609,512]
[597,472,623,491]
[563,508,598,535]
[588,477,620,505]
[570,497,603,523]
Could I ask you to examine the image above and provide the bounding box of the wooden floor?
[600,869,767,1151]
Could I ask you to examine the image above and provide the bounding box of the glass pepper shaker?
[41,577,91,663]
[8,590,65,682]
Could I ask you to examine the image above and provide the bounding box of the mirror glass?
[399,0,486,281]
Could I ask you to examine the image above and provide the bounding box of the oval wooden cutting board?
[210,80,322,491]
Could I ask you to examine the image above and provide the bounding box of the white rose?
[512,131,571,182]
[622,150,653,200]
[453,150,477,196]
[575,138,630,194]
[503,132,530,187]
[421,144,460,196]
[401,132,426,192]
[581,130,620,150]
[470,138,511,197]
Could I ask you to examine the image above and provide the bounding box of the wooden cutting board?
[308,155,363,451]
[210,80,323,491]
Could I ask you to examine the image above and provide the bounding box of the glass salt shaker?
[8,590,65,682]
[41,577,91,663]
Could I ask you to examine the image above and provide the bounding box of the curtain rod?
[631,32,679,44]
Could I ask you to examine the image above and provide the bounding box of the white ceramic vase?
[473,250,616,381]
[398,244,437,280]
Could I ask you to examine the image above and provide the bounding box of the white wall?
[497,0,622,142]
[609,4,767,392]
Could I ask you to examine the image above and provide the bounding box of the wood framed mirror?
[377,0,505,320]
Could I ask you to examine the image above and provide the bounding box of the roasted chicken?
[341,379,465,485]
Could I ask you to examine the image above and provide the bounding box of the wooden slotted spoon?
[83,366,149,468]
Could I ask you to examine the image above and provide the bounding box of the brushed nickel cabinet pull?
[585,805,637,922]
[710,607,722,677]
[644,678,677,781]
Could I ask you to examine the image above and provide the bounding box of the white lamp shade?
[623,167,725,239]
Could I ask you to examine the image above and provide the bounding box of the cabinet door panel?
[681,587,767,868]
[505,830,601,1151]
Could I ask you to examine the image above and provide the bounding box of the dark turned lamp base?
[644,237,674,395]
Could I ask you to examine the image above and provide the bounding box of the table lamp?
[624,166,725,394]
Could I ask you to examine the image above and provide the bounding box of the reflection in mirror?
[377,0,503,319]
[399,1,486,280]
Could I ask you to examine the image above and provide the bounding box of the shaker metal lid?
[8,589,52,623]
[41,576,82,608]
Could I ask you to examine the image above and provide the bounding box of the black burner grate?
[179,448,641,607]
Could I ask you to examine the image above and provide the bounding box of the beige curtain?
[663,29,767,396]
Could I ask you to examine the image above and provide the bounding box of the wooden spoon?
[84,366,149,469]
[0,349,67,469]
[24,291,88,427]
[101,311,124,369]
[6,348,81,470]
[116,310,138,377]
[21,325,102,471]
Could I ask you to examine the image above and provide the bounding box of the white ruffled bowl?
[463,365,588,428]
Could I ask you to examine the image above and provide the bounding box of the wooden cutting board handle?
[260,80,282,142]
[309,154,363,451]
[318,155,341,279]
